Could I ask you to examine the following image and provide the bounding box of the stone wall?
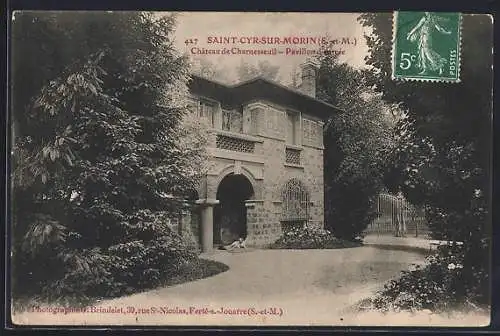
[240,102,325,247]
[181,98,325,249]
[170,210,201,251]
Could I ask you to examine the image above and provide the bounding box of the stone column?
[196,199,219,253]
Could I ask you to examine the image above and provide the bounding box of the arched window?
[281,178,310,223]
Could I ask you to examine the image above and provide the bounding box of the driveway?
[13,246,432,326]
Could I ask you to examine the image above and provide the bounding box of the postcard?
[9,11,493,327]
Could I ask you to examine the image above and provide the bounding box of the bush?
[325,183,380,240]
[270,225,362,249]
[12,256,229,313]
[369,243,489,313]
[11,12,210,307]
[164,258,229,288]
[13,222,202,304]
[12,219,232,308]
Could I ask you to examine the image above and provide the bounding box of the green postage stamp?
[392,12,462,82]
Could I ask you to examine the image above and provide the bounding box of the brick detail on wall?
[245,202,283,247]
[216,134,255,153]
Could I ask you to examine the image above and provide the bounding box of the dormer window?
[188,97,218,128]
[244,103,266,136]
[222,109,243,133]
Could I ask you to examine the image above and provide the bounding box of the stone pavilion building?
[178,62,340,252]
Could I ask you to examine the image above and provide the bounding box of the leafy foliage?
[191,56,232,83]
[236,60,281,82]
[191,58,281,84]
[370,244,489,313]
[11,12,209,302]
[358,13,492,309]
[317,54,400,240]
[270,224,362,249]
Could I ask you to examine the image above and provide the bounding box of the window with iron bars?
[216,134,255,153]
[281,178,310,223]
[285,147,301,165]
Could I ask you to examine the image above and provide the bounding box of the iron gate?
[365,193,430,238]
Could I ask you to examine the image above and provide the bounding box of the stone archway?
[214,173,254,247]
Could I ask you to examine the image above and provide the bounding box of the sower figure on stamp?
[406,12,452,75]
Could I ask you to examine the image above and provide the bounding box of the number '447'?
[400,52,417,70]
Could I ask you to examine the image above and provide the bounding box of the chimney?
[298,60,318,98]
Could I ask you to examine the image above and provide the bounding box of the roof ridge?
[190,73,343,112]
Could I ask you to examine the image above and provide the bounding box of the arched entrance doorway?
[214,173,254,247]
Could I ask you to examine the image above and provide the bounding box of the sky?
[168,12,370,85]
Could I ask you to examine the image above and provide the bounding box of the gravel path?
[13,246,438,326]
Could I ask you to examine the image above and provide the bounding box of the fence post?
[377,195,380,236]
[415,210,418,237]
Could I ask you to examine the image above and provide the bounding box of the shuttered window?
[286,112,299,145]
[199,100,217,127]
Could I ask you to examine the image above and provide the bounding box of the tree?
[11,12,204,300]
[191,56,231,83]
[236,60,281,82]
[317,53,399,240]
[358,13,492,303]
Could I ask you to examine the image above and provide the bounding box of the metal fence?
[365,193,431,238]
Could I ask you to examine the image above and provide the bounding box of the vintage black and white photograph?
[9,11,493,326]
